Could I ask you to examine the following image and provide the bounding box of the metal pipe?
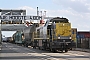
[44,11,46,17]
[40,11,42,16]
[0,11,1,44]
[37,7,39,16]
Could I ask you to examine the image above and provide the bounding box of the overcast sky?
[1,0,90,37]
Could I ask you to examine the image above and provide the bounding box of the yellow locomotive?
[32,17,75,52]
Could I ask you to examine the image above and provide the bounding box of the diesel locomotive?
[32,17,75,52]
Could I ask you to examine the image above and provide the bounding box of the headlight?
[58,37,60,39]
[69,37,71,39]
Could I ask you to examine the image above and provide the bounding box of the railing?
[33,29,57,40]
[32,28,72,41]
[1,22,24,24]
[33,29,50,40]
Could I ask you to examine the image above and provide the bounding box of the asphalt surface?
[0,42,90,60]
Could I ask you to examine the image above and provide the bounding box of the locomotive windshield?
[50,17,69,23]
[44,17,69,27]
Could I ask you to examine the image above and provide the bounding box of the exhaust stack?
[37,7,39,16]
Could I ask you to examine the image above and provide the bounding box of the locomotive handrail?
[33,28,71,40]
[33,29,50,39]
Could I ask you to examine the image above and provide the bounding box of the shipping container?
[76,34,84,48]
[89,38,90,49]
[77,31,90,49]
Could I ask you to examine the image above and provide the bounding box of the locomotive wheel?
[49,48,52,52]
[65,49,68,52]
[33,46,36,49]
[50,49,57,53]
[24,43,28,47]
[38,47,40,50]
[61,50,63,53]
[52,49,57,53]
[26,44,28,47]
[38,47,44,50]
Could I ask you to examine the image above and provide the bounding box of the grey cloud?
[53,0,90,13]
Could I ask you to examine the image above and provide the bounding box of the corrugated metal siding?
[84,34,90,38]
[77,32,90,38]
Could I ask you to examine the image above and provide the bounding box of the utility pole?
[37,7,40,23]
[37,7,39,16]
[40,11,42,16]
[44,11,46,17]
[0,9,2,45]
